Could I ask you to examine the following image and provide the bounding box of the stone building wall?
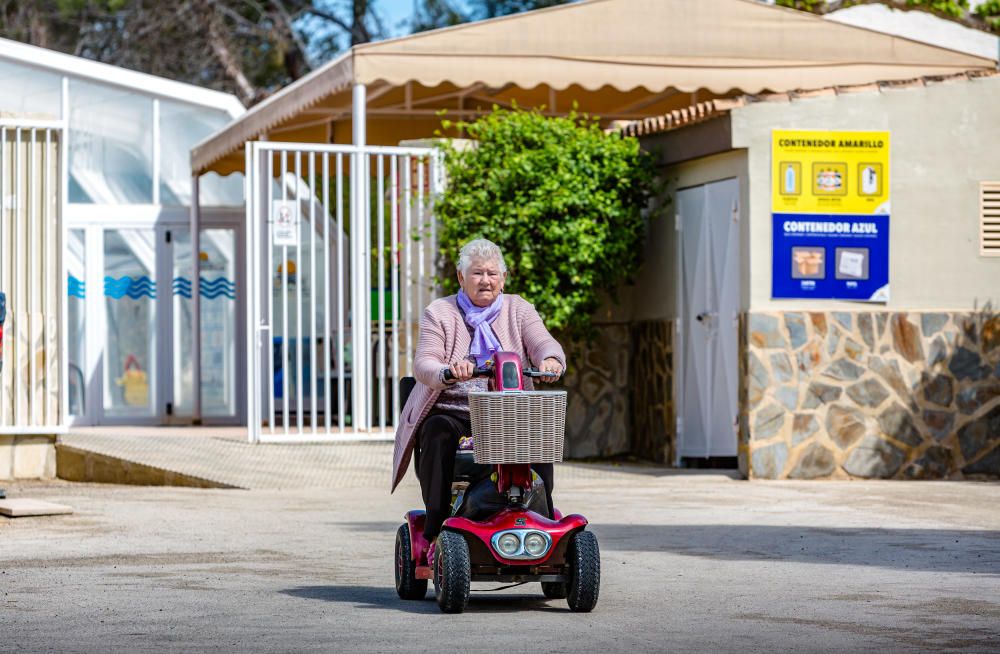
[741,310,1000,479]
[561,320,675,461]
[630,320,675,463]
[560,323,631,458]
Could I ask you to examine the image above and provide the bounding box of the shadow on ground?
[558,463,741,479]
[281,585,563,613]
[593,524,1000,574]
[333,521,1000,575]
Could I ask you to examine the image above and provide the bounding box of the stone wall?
[561,324,631,458]
[741,310,1000,479]
[630,320,675,463]
[561,320,675,460]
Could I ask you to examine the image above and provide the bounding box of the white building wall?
[731,75,1000,312]
[628,149,750,322]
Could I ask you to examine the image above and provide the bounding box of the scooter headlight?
[523,532,548,557]
[497,533,521,556]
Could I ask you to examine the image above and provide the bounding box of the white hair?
[457,238,508,275]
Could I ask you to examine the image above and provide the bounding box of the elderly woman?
[391,238,566,550]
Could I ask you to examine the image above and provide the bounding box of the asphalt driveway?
[2,467,999,653]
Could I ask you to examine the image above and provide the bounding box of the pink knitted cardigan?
[390,293,566,492]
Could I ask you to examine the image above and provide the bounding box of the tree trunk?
[351,0,371,45]
[206,15,256,103]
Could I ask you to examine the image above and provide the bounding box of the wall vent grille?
[983,182,1000,257]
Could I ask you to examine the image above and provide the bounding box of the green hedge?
[434,108,658,336]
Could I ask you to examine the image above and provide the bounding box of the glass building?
[0,37,246,426]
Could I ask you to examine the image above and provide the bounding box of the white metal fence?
[244,141,442,442]
[0,121,64,433]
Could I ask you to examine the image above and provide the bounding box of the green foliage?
[434,109,659,335]
[904,0,969,19]
[977,0,1000,29]
[977,0,1000,14]
[776,0,997,33]
[775,0,827,10]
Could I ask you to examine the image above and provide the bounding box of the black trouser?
[415,411,555,541]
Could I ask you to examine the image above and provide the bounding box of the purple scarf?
[457,290,504,366]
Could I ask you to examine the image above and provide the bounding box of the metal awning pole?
[191,174,202,424]
[351,83,368,433]
[245,144,259,443]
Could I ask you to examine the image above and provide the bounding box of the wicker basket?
[468,391,567,464]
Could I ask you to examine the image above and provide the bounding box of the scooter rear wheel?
[434,531,471,613]
[395,523,427,600]
[566,530,601,612]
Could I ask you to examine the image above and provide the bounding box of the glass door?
[102,228,158,420]
[170,226,241,422]
[66,222,242,425]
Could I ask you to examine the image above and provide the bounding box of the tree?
[466,0,569,19]
[434,109,659,336]
[411,0,465,32]
[0,1,389,105]
[775,0,1000,34]
[411,0,568,30]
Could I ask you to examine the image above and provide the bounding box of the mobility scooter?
[395,351,601,613]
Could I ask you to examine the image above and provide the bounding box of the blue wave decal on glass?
[172,277,192,299]
[172,276,235,300]
[104,275,156,300]
[68,275,86,299]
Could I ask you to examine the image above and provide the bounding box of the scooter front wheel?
[566,530,601,612]
[434,531,471,613]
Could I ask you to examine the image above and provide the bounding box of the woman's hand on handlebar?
[446,359,476,383]
[539,357,563,383]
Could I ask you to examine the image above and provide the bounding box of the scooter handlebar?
[442,366,493,382]
[442,366,559,382]
[524,368,559,378]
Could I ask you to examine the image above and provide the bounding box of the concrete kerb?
[56,444,239,489]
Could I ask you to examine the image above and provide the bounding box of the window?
[68,78,154,204]
[159,99,243,206]
[0,58,62,119]
[983,182,1000,257]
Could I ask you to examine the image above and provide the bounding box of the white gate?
[244,142,442,442]
[676,178,739,459]
[0,121,64,433]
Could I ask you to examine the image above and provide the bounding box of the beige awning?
[193,0,995,176]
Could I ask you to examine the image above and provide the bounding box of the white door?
[677,178,740,459]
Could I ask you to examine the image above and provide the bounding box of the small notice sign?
[272,200,299,247]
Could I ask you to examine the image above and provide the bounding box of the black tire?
[395,523,427,600]
[566,530,600,612]
[541,581,568,599]
[434,531,471,613]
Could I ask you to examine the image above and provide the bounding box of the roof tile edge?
[620,69,999,138]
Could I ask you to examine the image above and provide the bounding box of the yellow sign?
[772,130,890,215]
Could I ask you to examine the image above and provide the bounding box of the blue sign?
[771,213,889,301]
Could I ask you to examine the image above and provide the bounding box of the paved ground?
[60,428,396,489]
[2,467,999,653]
[58,432,655,489]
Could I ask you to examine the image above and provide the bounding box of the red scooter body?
[395,352,601,613]
[407,508,584,579]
